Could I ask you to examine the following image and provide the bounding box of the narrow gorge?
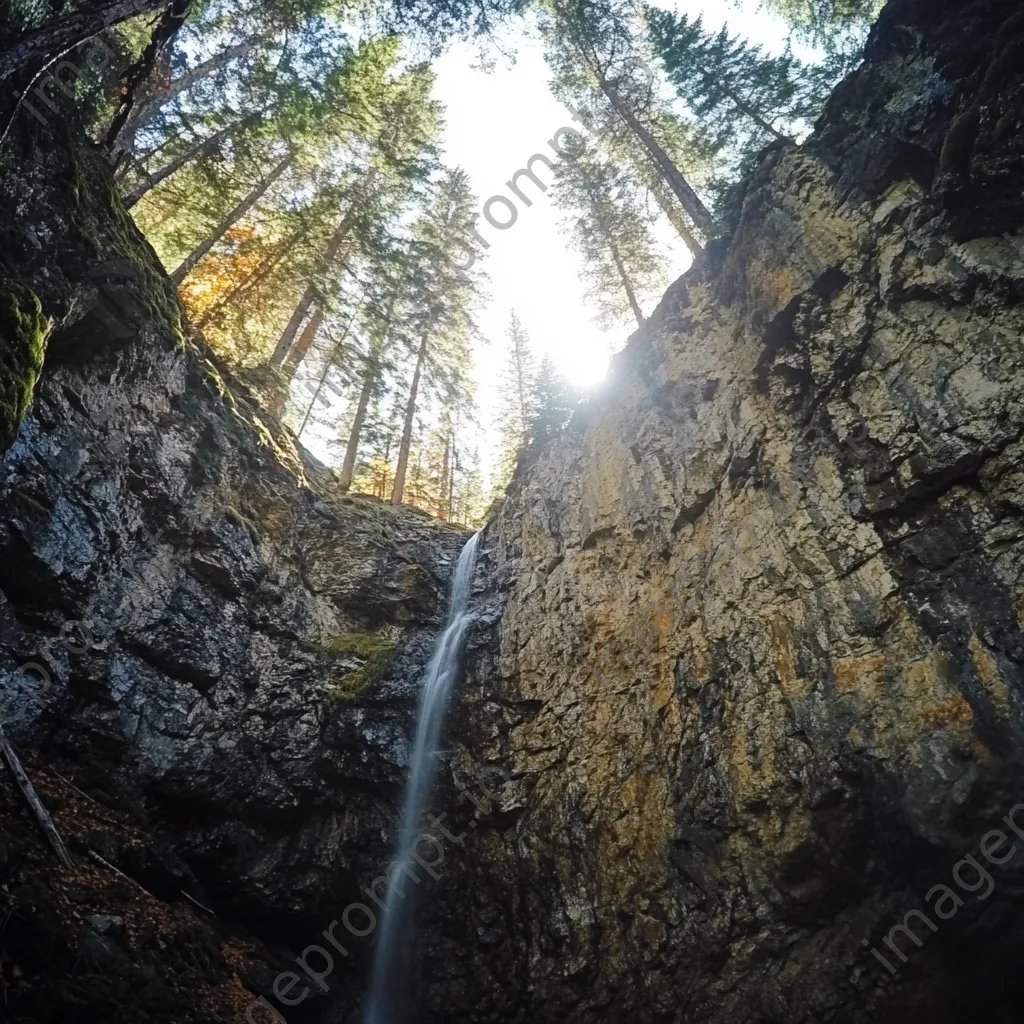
[1,0,1023,1021]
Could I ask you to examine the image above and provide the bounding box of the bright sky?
[298,1,812,481]
[429,0,805,484]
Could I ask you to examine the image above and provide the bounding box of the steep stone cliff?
[0,95,469,1019]
[429,2,1024,1022]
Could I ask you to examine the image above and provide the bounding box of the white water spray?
[363,531,481,1024]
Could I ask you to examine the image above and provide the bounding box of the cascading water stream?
[363,530,481,1024]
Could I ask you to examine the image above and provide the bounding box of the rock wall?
[0,103,468,1019]
[429,2,1024,1021]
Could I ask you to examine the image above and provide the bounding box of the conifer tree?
[338,250,408,492]
[530,356,581,442]
[645,7,854,172]
[391,168,484,507]
[760,0,880,49]
[647,10,805,145]
[493,310,537,488]
[542,0,719,254]
[169,147,296,285]
[266,42,442,379]
[552,142,666,330]
[543,0,716,242]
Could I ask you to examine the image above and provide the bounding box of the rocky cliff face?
[0,100,469,1019]
[428,2,1024,1022]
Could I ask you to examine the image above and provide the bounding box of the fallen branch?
[181,889,216,916]
[54,771,107,810]
[0,727,72,869]
[87,849,154,897]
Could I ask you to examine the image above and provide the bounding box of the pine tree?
[390,168,484,507]
[123,113,261,208]
[338,252,407,492]
[552,141,666,331]
[544,0,716,242]
[493,311,537,488]
[169,147,296,285]
[542,0,719,254]
[645,6,856,178]
[265,43,442,380]
[530,356,581,443]
[0,0,180,82]
[452,452,486,528]
[647,10,806,146]
[760,0,880,49]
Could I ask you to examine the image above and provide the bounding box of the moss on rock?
[225,506,261,544]
[66,139,184,344]
[0,282,48,451]
[325,632,399,699]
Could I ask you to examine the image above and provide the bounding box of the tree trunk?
[598,76,715,239]
[339,361,375,492]
[113,39,254,156]
[714,77,792,142]
[606,230,645,327]
[392,332,429,507]
[170,149,293,285]
[124,116,252,208]
[295,320,353,438]
[161,40,253,104]
[441,428,451,519]
[655,188,704,258]
[0,0,169,82]
[587,184,647,329]
[339,293,393,491]
[282,306,325,377]
[269,205,357,366]
[447,435,456,521]
[0,727,73,868]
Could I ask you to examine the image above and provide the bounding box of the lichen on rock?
[0,281,48,450]
[325,631,401,698]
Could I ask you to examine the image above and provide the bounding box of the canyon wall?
[429,1,1024,1021]
[0,104,468,1019]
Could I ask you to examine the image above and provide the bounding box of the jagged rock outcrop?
[0,98,468,1019]
[428,2,1024,1022]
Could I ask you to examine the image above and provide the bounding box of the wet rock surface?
[427,2,1024,1022]
[0,95,467,1019]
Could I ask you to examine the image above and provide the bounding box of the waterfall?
[363,530,481,1024]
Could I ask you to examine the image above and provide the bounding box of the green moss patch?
[225,506,260,544]
[325,632,398,699]
[0,283,48,451]
[67,140,184,346]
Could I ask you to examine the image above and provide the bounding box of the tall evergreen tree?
[391,167,484,507]
[544,0,716,242]
[169,147,296,284]
[530,356,581,442]
[542,0,719,254]
[552,142,666,330]
[647,10,804,144]
[646,7,853,179]
[265,42,442,379]
[338,250,407,492]
[760,0,880,49]
[493,310,537,488]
